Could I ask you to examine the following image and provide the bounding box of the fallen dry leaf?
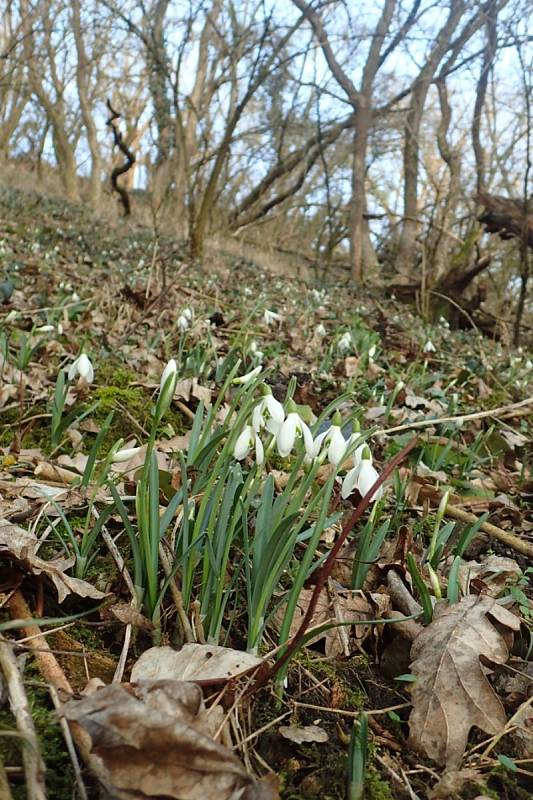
[276,587,377,657]
[279,725,329,744]
[130,644,264,684]
[408,595,521,768]
[0,519,107,603]
[458,555,522,597]
[62,680,278,800]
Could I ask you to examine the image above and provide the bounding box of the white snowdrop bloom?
[71,292,80,302]
[277,412,314,458]
[35,324,55,333]
[233,365,262,385]
[233,425,264,464]
[182,307,193,321]
[368,345,377,360]
[357,459,383,500]
[5,310,17,323]
[315,323,327,337]
[320,414,348,466]
[244,286,253,296]
[57,323,63,335]
[159,358,178,392]
[337,332,352,354]
[249,340,264,361]
[68,353,94,383]
[525,360,533,370]
[341,448,382,502]
[112,446,143,463]
[263,309,282,326]
[177,314,190,331]
[423,340,436,353]
[439,316,450,329]
[305,430,328,462]
[252,393,285,435]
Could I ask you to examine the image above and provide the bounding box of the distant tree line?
[0,0,531,333]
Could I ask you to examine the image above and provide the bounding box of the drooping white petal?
[263,309,282,326]
[277,413,298,457]
[309,430,327,460]
[357,460,383,501]
[177,315,189,331]
[252,404,264,433]
[68,357,80,381]
[327,426,347,465]
[265,394,284,425]
[254,434,264,466]
[112,446,143,463]
[341,466,360,499]
[423,340,436,353]
[233,366,262,385]
[68,354,94,383]
[299,419,315,458]
[77,353,94,383]
[234,426,254,460]
[160,358,178,392]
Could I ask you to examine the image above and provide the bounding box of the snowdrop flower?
[182,307,193,321]
[263,309,282,326]
[252,389,285,435]
[277,406,314,458]
[233,425,264,465]
[159,358,178,392]
[322,412,348,466]
[525,360,532,370]
[249,340,264,362]
[5,310,17,323]
[439,316,450,329]
[315,323,326,337]
[368,345,377,360]
[337,332,352,354]
[71,292,80,302]
[112,446,143,463]
[177,314,189,331]
[68,353,94,383]
[423,340,436,353]
[233,365,262,385]
[35,324,55,333]
[57,323,63,335]
[341,447,383,502]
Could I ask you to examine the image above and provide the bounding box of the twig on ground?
[387,570,423,618]
[112,624,131,684]
[379,395,533,436]
[446,503,533,559]
[0,755,14,800]
[48,685,88,800]
[0,640,46,800]
[383,610,423,641]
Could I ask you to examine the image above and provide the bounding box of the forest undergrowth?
[0,185,532,800]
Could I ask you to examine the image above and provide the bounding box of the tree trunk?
[350,104,371,281]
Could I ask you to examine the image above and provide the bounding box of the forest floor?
[0,185,532,800]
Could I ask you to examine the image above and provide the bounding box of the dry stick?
[48,686,88,800]
[378,395,533,436]
[7,593,111,794]
[0,641,47,800]
[445,503,533,560]
[250,437,419,692]
[159,544,195,643]
[0,755,14,800]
